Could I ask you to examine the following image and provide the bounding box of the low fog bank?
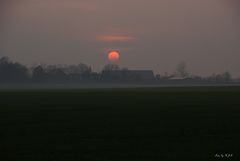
[1,83,240,91]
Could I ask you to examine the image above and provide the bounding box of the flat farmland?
[0,87,240,161]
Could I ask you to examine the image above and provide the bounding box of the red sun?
[108,51,120,61]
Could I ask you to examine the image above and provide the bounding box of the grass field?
[1,86,240,161]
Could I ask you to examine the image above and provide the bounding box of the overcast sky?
[1,0,240,76]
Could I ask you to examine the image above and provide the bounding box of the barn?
[101,70,155,81]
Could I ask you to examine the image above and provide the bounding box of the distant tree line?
[0,57,237,84]
[155,62,233,83]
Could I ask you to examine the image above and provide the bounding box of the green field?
[1,87,240,161]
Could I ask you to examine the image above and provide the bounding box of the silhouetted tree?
[205,72,232,83]
[102,64,120,71]
[61,63,92,82]
[0,57,29,83]
[222,72,232,82]
[32,65,46,82]
[64,63,92,75]
[155,74,161,80]
[176,62,189,78]
[45,65,67,83]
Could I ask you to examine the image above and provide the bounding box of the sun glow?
[108,51,120,61]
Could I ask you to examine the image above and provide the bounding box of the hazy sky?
[1,0,240,76]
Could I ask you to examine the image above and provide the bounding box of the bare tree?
[176,62,189,78]
[222,71,232,82]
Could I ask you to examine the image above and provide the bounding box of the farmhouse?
[101,70,155,81]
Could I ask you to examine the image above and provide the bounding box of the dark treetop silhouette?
[0,57,235,84]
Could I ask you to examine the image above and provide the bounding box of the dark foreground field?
[1,86,240,161]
